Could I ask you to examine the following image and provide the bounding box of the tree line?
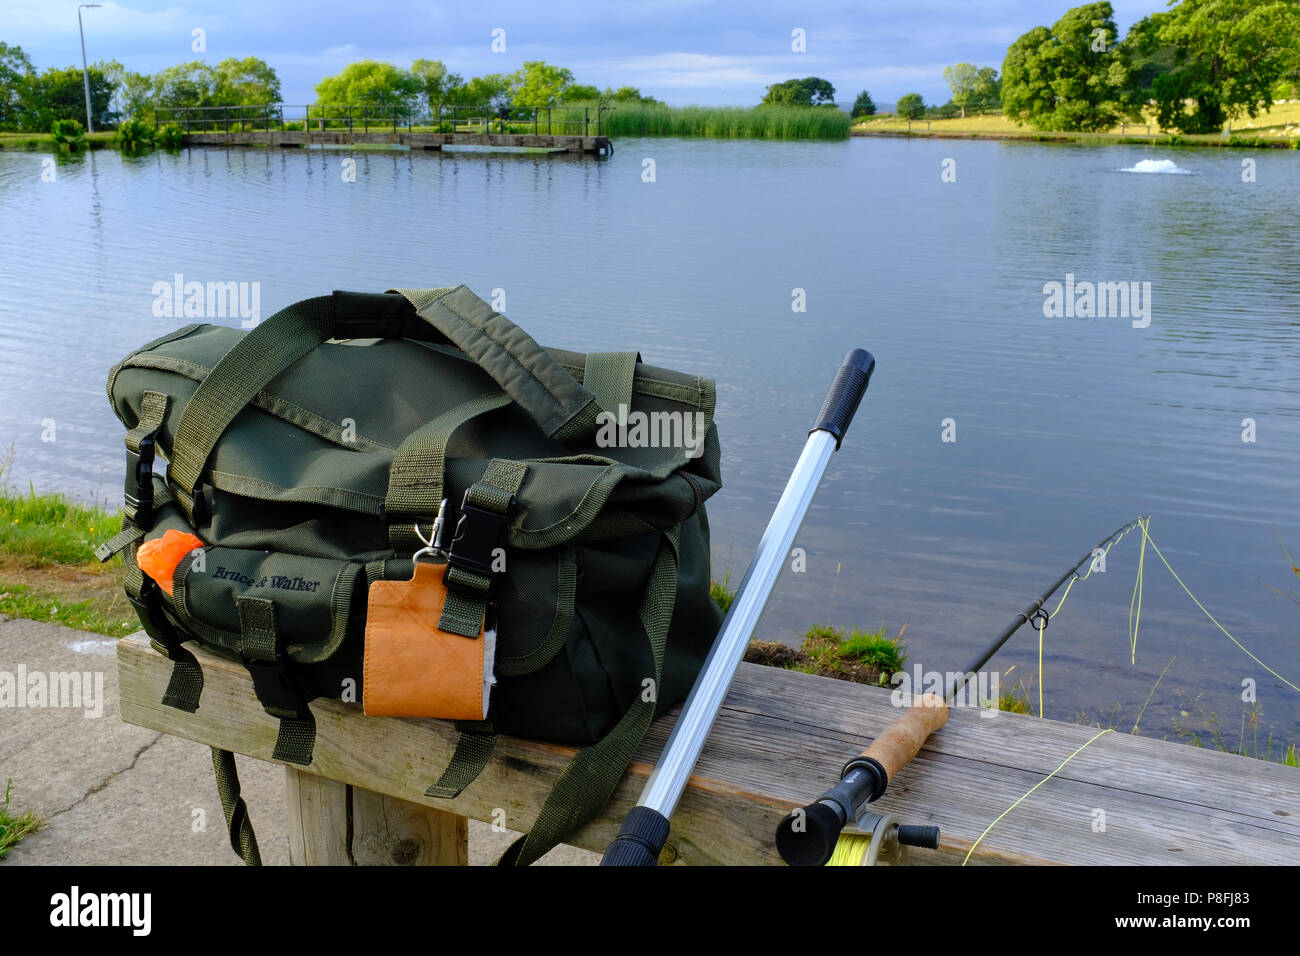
[0,49,661,132]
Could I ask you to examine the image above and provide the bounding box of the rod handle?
[852,693,948,779]
[599,806,669,867]
[811,348,875,448]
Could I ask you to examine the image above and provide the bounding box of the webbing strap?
[161,652,204,713]
[124,391,169,526]
[212,748,261,866]
[122,534,204,713]
[168,297,333,520]
[384,391,512,555]
[438,459,527,637]
[94,524,142,563]
[272,714,317,766]
[126,390,169,453]
[236,596,316,766]
[236,596,278,661]
[389,286,601,443]
[424,731,498,799]
[499,526,681,866]
[583,351,639,421]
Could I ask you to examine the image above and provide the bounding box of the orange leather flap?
[362,562,492,720]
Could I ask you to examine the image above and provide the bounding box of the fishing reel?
[775,693,948,867]
[827,811,940,866]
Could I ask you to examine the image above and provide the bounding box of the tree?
[24,66,115,131]
[972,66,1002,112]
[411,58,463,112]
[761,76,836,106]
[509,60,574,109]
[851,89,876,117]
[604,85,658,104]
[454,73,513,113]
[1131,0,1300,134]
[212,57,280,105]
[1001,3,1135,131]
[313,60,421,109]
[895,92,925,118]
[97,59,155,124]
[0,42,35,130]
[152,61,218,109]
[561,83,599,102]
[943,63,979,117]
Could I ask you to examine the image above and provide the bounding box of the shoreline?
[851,128,1299,149]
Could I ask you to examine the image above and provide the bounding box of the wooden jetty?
[158,104,613,155]
[116,631,1300,866]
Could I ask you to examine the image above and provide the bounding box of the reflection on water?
[1,138,1297,742]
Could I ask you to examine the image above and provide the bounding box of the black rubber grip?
[811,348,875,448]
[600,806,671,867]
[775,801,846,867]
[897,824,941,849]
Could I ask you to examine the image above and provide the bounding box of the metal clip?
[411,498,449,564]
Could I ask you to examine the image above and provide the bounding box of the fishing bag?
[99,285,723,865]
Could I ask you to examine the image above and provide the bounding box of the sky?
[6,0,1168,107]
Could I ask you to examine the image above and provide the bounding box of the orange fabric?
[363,562,488,720]
[136,529,206,596]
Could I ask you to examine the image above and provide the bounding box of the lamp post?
[78,4,101,133]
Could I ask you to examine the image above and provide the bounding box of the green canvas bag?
[99,285,724,865]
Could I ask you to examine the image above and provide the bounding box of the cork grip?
[859,694,948,779]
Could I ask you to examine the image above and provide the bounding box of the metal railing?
[154,104,611,136]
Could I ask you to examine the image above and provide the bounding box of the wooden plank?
[285,767,467,865]
[285,769,350,865]
[117,632,1300,865]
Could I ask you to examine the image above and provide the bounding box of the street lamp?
[78,4,101,133]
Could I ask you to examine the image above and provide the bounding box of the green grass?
[598,102,851,140]
[710,573,736,614]
[800,624,907,685]
[0,780,44,860]
[0,580,136,635]
[0,481,120,567]
[854,100,1300,147]
[0,130,116,150]
[0,462,132,634]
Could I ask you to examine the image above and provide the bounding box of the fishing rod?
[775,513,1148,866]
[946,514,1148,701]
[600,348,876,867]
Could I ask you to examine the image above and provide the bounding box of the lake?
[1,136,1297,746]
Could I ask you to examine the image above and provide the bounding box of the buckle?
[131,577,182,658]
[243,648,309,720]
[444,490,513,579]
[125,435,156,528]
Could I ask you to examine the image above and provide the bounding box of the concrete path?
[0,616,594,865]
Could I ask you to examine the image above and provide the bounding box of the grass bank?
[854,101,1300,149]
[0,131,117,151]
[599,102,850,139]
[0,476,133,635]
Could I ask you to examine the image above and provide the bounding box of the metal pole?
[639,428,839,816]
[602,349,875,866]
[77,5,101,133]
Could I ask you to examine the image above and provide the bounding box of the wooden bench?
[116,631,1300,865]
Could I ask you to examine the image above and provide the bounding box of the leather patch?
[362,562,493,720]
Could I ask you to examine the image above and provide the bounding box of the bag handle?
[167,288,601,520]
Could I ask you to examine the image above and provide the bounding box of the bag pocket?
[171,546,363,663]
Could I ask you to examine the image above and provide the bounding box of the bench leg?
[285,767,468,865]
